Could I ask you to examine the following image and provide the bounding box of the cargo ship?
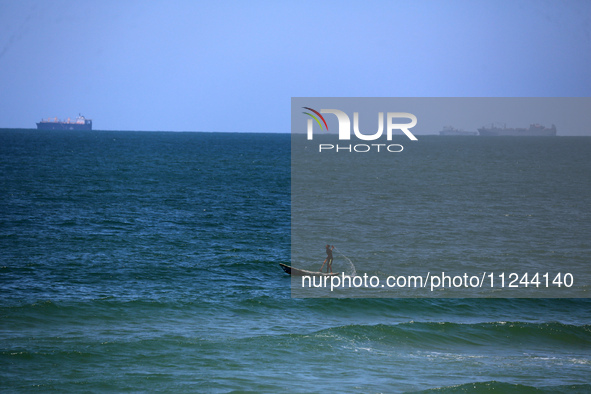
[36,114,92,131]
[478,123,556,136]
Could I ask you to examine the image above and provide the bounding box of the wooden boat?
[279,263,340,276]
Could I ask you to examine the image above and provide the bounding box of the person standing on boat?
[320,244,335,273]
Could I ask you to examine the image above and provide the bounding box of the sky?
[0,0,590,133]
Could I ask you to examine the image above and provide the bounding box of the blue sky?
[0,0,590,132]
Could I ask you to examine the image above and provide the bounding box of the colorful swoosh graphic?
[302,107,328,131]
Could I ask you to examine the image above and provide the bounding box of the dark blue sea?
[1,130,590,393]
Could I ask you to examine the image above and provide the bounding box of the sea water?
[1,130,590,392]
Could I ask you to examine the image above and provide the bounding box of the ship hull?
[478,125,556,136]
[36,122,92,131]
[440,131,478,136]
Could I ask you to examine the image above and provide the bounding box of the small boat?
[279,263,340,276]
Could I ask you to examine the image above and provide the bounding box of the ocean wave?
[410,380,591,393]
[304,321,591,349]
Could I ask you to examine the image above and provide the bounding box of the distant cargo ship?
[36,114,92,131]
[439,126,478,136]
[478,123,556,136]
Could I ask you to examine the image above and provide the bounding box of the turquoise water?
[1,130,590,392]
